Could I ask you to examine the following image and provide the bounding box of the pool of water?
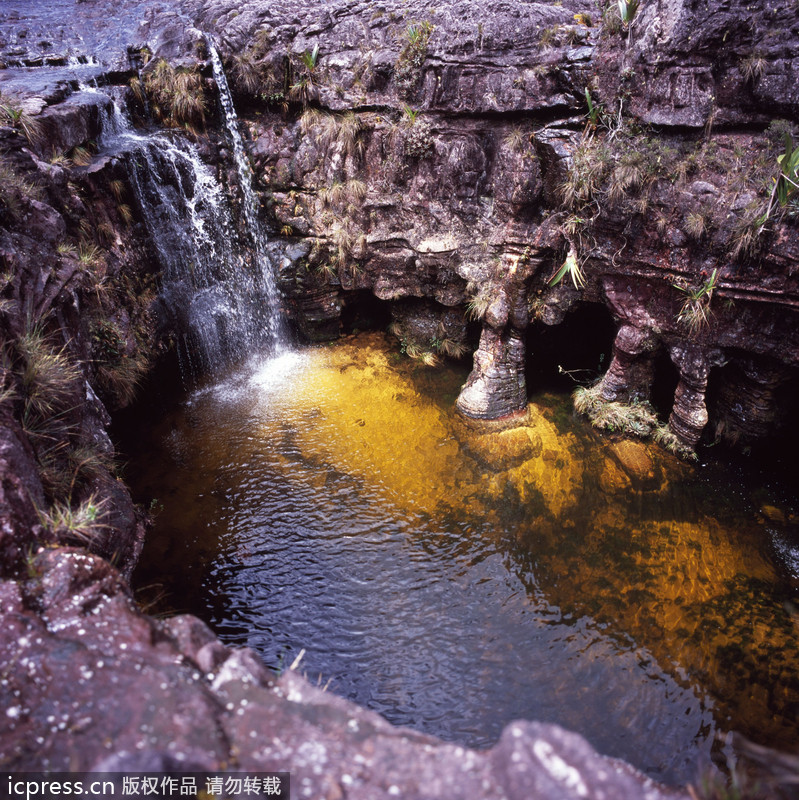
[127,332,799,786]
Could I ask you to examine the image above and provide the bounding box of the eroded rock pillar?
[596,324,658,403]
[713,356,792,445]
[667,345,714,450]
[456,257,531,421]
[456,325,527,419]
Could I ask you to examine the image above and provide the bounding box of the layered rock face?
[190,0,799,450]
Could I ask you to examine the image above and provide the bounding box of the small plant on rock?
[465,281,494,320]
[40,494,108,544]
[617,0,640,26]
[402,110,434,159]
[0,101,44,147]
[739,53,766,85]
[673,268,718,334]
[289,44,320,106]
[573,384,658,437]
[395,20,433,99]
[18,325,80,420]
[548,246,586,289]
[653,423,697,461]
[143,59,206,131]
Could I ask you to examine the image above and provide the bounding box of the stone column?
[455,325,527,419]
[713,356,791,445]
[667,345,713,450]
[596,324,658,403]
[456,256,531,421]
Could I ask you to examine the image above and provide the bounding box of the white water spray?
[88,77,285,382]
[208,39,285,351]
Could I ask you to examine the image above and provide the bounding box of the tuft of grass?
[70,144,94,167]
[117,203,134,226]
[108,179,126,202]
[395,20,434,98]
[302,109,364,160]
[673,268,718,334]
[653,423,697,461]
[684,210,709,240]
[0,157,42,218]
[0,102,44,147]
[504,126,528,153]
[17,326,80,420]
[56,241,78,257]
[144,59,206,130]
[739,54,766,85]
[40,494,109,544]
[435,337,468,359]
[465,282,493,320]
[573,384,658,437]
[78,241,105,270]
[231,51,262,94]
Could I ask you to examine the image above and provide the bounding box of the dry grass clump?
[39,494,109,544]
[143,59,206,131]
[653,423,698,461]
[573,384,658,437]
[17,325,80,419]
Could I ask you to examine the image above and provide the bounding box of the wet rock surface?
[0,549,684,799]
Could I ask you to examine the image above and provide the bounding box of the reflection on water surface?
[129,332,799,785]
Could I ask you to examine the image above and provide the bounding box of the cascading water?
[207,39,286,351]
[90,61,285,381]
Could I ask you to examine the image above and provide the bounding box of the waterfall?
[207,39,285,350]
[91,77,285,382]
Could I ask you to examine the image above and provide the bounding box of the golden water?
[130,332,799,784]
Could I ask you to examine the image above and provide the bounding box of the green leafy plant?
[548,247,586,289]
[774,133,799,208]
[395,20,434,98]
[618,0,640,26]
[0,102,44,147]
[300,44,320,73]
[584,88,604,128]
[403,106,421,124]
[289,45,321,106]
[673,268,718,334]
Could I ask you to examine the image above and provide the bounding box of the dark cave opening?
[525,302,617,395]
